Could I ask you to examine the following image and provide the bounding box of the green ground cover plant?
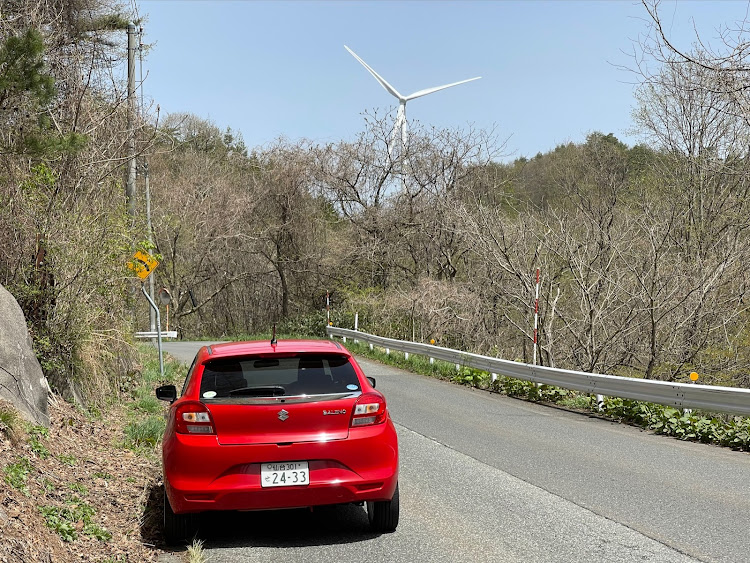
[39,495,111,542]
[3,456,33,495]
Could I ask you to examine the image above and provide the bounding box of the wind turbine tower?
[345,45,481,155]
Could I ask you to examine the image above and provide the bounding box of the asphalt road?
[158,342,749,562]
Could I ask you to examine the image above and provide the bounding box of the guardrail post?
[386,348,390,355]
[684,372,697,415]
[405,352,409,361]
[430,357,434,364]
[369,343,373,351]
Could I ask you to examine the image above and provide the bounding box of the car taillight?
[174,402,216,435]
[350,392,387,427]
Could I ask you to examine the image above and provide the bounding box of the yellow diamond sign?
[127,250,159,280]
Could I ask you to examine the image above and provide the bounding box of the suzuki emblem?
[277,409,289,421]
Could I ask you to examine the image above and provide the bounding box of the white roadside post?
[533,268,540,367]
[533,268,549,395]
[685,372,699,414]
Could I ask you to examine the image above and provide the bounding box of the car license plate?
[261,461,309,488]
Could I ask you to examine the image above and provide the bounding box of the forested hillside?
[2,0,750,405]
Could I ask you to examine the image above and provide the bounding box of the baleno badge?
[323,409,346,416]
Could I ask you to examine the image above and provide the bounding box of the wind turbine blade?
[345,45,404,100]
[405,76,481,101]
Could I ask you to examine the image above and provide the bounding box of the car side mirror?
[156,384,177,403]
[366,376,376,388]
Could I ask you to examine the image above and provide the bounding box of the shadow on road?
[140,479,380,551]
[199,503,379,549]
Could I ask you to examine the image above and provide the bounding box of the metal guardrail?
[327,326,750,416]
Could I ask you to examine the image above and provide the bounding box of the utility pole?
[138,26,156,332]
[145,162,156,331]
[126,23,137,216]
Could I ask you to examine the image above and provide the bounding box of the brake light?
[350,392,387,427]
[174,402,216,434]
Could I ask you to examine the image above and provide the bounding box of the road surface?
[157,342,748,562]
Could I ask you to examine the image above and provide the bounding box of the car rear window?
[199,355,360,399]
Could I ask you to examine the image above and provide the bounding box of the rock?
[0,284,49,426]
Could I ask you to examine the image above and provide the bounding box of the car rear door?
[199,354,362,446]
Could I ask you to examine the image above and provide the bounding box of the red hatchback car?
[155,339,399,543]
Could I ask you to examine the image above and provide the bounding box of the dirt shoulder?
[0,395,170,562]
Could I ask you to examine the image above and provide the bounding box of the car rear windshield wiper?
[228,385,286,397]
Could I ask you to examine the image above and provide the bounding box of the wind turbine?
[345,45,481,155]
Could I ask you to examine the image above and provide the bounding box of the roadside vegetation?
[343,339,750,452]
[0,346,187,562]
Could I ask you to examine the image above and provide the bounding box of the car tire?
[367,482,399,532]
[163,489,198,545]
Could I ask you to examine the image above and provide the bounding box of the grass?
[121,345,185,452]
[187,538,208,563]
[0,402,22,443]
[134,395,162,415]
[124,416,165,450]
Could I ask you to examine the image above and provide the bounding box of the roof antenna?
[271,324,277,346]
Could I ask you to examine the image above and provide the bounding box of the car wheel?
[367,482,399,532]
[163,489,198,545]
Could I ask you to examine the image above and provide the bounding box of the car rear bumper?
[164,422,398,514]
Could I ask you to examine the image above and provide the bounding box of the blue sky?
[135,1,749,160]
